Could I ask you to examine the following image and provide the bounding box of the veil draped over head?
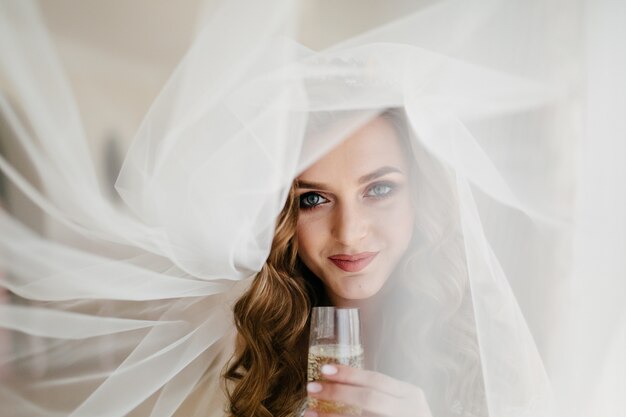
[0,0,624,416]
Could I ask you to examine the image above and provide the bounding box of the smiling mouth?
[328,252,378,273]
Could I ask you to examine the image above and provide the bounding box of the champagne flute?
[307,307,363,415]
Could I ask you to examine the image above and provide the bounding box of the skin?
[296,116,415,306]
[305,364,432,417]
[295,116,433,417]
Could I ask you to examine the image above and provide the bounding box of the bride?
[0,1,623,416]
[226,109,483,417]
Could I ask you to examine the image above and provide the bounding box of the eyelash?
[299,192,329,210]
[365,182,396,199]
[298,182,398,210]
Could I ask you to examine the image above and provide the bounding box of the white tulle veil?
[0,0,624,416]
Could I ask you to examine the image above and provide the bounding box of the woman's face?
[296,116,415,306]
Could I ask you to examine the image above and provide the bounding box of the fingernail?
[304,411,318,417]
[321,364,337,375]
[307,382,322,393]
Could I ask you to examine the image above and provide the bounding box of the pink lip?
[328,252,378,273]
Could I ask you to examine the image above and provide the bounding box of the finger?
[317,364,417,397]
[307,381,400,416]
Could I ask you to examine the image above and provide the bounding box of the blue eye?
[299,192,328,209]
[366,183,394,198]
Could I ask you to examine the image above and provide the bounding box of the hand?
[304,364,433,417]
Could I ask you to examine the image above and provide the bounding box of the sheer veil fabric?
[0,0,624,416]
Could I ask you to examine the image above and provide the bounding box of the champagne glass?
[307,307,363,415]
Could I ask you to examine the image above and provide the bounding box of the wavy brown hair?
[224,109,485,417]
[224,183,312,417]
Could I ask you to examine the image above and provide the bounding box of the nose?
[331,201,369,246]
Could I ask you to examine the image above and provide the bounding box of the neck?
[329,295,379,323]
[327,292,384,370]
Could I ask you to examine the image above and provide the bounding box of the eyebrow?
[296,166,404,190]
[357,166,403,184]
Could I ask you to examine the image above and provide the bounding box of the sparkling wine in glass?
[307,307,363,415]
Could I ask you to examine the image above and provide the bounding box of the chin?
[333,278,386,301]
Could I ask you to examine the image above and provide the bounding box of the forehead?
[298,117,409,182]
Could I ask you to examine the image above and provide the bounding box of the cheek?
[296,217,324,260]
[296,217,334,284]
[377,196,415,248]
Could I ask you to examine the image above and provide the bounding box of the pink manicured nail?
[321,364,338,375]
[307,382,322,393]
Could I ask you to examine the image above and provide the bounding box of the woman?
[225,109,484,417]
[2,2,619,417]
